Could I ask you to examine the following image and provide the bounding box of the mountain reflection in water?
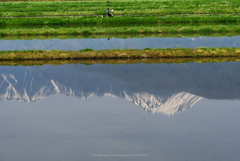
[0,62,240,115]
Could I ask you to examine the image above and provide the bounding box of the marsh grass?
[0,32,239,40]
[0,48,240,61]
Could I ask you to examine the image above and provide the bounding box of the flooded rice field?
[0,62,240,161]
[1,0,239,159]
[0,33,240,161]
[0,35,240,51]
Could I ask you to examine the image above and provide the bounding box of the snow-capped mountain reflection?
[124,92,202,115]
[1,62,240,115]
[0,69,203,115]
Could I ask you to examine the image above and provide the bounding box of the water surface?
[0,62,240,161]
[0,36,239,51]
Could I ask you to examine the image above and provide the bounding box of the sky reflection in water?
[0,62,240,161]
[0,36,240,51]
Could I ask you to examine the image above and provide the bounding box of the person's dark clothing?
[106,9,111,17]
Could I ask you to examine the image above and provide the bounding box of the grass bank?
[0,0,239,15]
[0,48,240,60]
[0,23,239,36]
[1,32,239,40]
[0,57,239,66]
[1,15,240,26]
[1,7,239,17]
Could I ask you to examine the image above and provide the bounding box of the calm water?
[0,36,240,51]
[0,62,240,161]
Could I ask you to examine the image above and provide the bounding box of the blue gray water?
[0,36,239,51]
[0,62,240,161]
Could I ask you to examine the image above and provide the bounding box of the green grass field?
[0,0,239,35]
[0,15,239,27]
[0,0,239,16]
[0,0,239,61]
[0,23,239,36]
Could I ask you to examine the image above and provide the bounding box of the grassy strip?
[0,48,240,60]
[0,22,234,29]
[1,15,240,26]
[0,24,239,36]
[0,0,159,1]
[1,32,239,40]
[0,0,106,1]
[0,57,239,66]
[0,0,237,8]
[1,12,240,17]
[0,0,239,15]
[1,6,240,16]
[0,0,218,1]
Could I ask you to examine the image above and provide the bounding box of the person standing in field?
[106,8,111,17]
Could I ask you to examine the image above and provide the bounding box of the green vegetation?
[0,48,240,60]
[0,0,238,36]
[0,15,240,26]
[0,32,239,40]
[0,23,239,36]
[0,57,239,66]
[0,0,239,16]
[0,0,239,65]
